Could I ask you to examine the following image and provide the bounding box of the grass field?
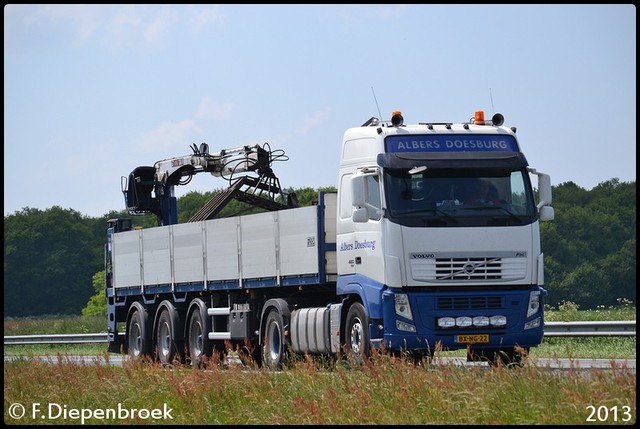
[4,347,636,425]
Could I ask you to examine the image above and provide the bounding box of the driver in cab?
[465,179,502,206]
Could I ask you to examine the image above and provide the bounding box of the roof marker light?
[391,111,404,127]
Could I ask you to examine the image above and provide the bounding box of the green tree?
[542,179,636,309]
[4,206,104,317]
[176,190,216,223]
[82,271,107,317]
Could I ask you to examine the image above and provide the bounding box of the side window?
[339,173,353,220]
[365,175,381,220]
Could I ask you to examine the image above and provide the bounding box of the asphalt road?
[4,354,636,373]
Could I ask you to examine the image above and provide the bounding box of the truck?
[105,109,554,369]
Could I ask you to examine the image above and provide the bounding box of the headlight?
[527,290,541,317]
[490,315,507,326]
[473,316,490,327]
[524,317,541,330]
[396,320,416,332]
[456,316,473,327]
[395,293,413,320]
[438,317,455,328]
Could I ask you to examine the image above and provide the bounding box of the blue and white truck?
[105,109,554,368]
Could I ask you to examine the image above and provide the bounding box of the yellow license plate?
[456,334,490,344]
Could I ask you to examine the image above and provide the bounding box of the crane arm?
[155,143,270,186]
[122,142,293,225]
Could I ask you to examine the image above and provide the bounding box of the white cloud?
[109,5,178,49]
[142,9,174,43]
[5,5,180,51]
[196,97,234,120]
[5,4,102,49]
[190,5,226,32]
[296,108,331,133]
[136,120,200,153]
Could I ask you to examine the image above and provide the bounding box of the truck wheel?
[498,347,528,367]
[238,340,262,368]
[156,308,181,366]
[345,302,370,365]
[262,309,288,370]
[128,306,151,360]
[467,347,528,367]
[187,304,211,368]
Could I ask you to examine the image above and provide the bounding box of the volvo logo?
[411,253,435,259]
[463,263,476,274]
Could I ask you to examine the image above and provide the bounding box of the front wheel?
[467,347,529,367]
[262,309,288,370]
[345,302,370,365]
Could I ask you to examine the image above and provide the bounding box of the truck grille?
[437,296,503,310]
[410,255,526,282]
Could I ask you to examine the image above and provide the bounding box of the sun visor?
[377,151,529,170]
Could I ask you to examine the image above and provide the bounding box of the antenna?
[489,88,495,114]
[371,86,383,120]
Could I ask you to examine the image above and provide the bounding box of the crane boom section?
[155,144,266,186]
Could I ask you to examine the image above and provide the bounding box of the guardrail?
[543,320,636,337]
[3,321,635,345]
[4,333,111,345]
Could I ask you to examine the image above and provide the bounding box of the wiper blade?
[393,207,459,223]
[465,205,522,223]
[421,208,459,223]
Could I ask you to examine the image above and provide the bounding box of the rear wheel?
[156,307,182,365]
[238,340,262,368]
[187,303,211,368]
[128,305,152,360]
[262,309,288,370]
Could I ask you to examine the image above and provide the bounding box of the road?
[4,354,635,373]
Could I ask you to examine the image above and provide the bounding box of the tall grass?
[3,314,107,335]
[4,350,636,425]
[4,304,636,425]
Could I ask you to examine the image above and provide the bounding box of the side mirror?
[538,173,552,207]
[351,175,365,208]
[352,208,368,223]
[539,205,555,222]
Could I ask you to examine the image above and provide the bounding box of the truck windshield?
[383,168,537,227]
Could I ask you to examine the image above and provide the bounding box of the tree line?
[3,179,635,318]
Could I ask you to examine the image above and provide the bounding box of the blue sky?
[4,4,636,218]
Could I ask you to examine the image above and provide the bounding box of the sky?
[4,4,636,218]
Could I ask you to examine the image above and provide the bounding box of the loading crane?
[122,142,297,225]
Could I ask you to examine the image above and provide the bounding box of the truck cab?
[335,111,554,364]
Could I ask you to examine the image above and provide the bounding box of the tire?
[262,309,288,370]
[128,305,152,360]
[187,303,211,368]
[394,349,431,367]
[467,347,528,367]
[500,347,528,367]
[345,302,370,365]
[156,307,182,366]
[238,340,262,368]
